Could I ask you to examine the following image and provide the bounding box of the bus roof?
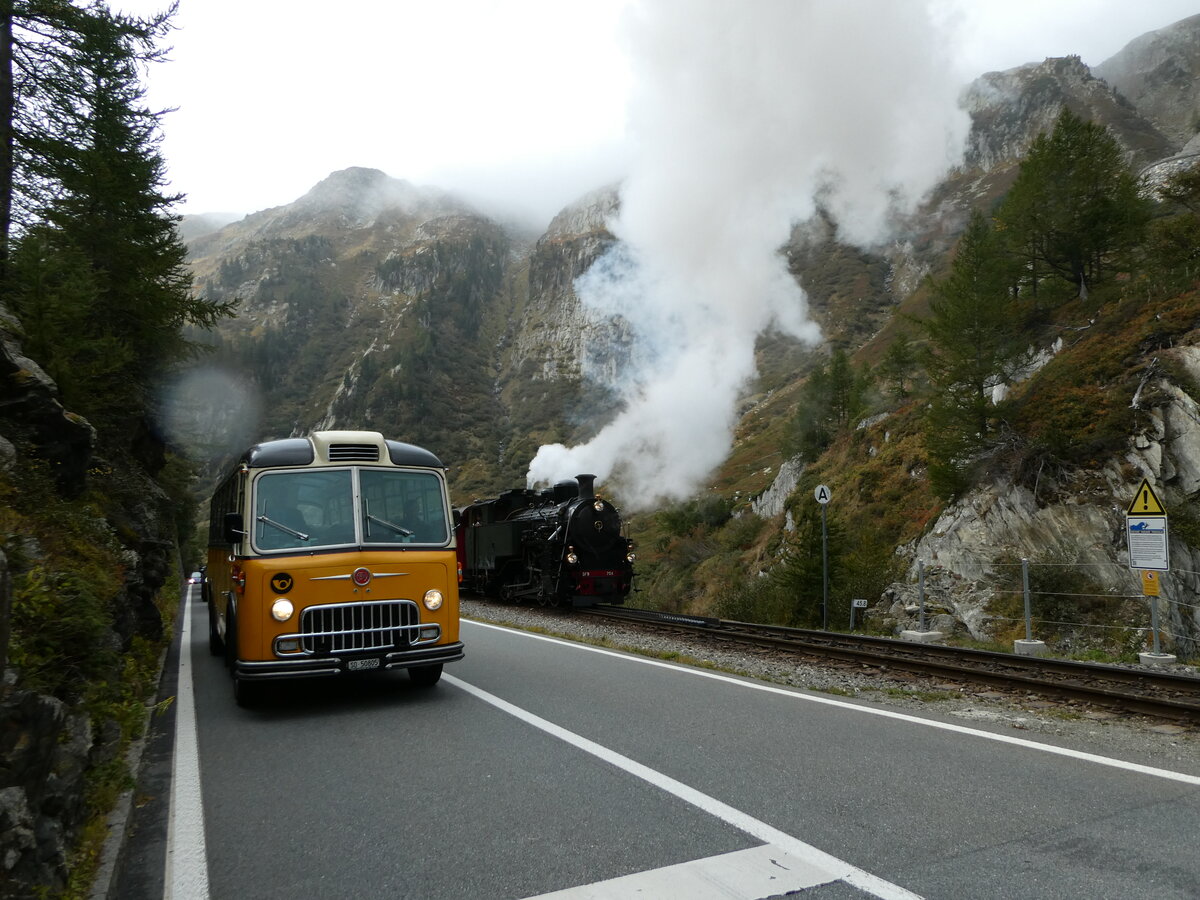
[241,431,445,469]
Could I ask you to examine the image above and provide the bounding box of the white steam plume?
[527,0,970,509]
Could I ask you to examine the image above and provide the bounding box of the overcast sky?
[112,0,1200,226]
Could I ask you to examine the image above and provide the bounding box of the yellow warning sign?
[1141,570,1161,597]
[1127,479,1166,516]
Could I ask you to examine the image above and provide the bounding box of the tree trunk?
[0,4,13,284]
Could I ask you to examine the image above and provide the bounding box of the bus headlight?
[271,598,294,622]
[423,589,444,611]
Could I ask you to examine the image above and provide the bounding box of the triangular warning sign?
[1127,479,1166,516]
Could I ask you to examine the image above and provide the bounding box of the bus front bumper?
[234,641,465,680]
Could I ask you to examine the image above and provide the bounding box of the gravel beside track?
[461,598,1200,774]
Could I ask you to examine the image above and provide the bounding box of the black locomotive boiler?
[456,474,634,607]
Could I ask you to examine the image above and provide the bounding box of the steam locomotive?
[456,474,634,607]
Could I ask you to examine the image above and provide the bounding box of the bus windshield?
[252,468,448,552]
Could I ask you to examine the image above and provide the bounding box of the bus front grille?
[299,600,419,654]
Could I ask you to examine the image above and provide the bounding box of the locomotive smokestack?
[575,474,596,500]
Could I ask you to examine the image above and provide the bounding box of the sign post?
[1125,479,1173,665]
[814,485,830,630]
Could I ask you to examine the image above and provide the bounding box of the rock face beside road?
[0,302,178,897]
[887,342,1200,657]
[0,303,93,498]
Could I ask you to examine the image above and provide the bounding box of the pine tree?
[1145,165,1200,293]
[6,2,234,451]
[1,1,151,274]
[918,210,1028,496]
[876,331,917,400]
[785,348,867,460]
[995,108,1150,303]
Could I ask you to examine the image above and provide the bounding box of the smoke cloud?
[527,0,970,508]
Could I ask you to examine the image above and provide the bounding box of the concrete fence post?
[917,559,926,632]
[1013,557,1047,657]
[1022,557,1032,641]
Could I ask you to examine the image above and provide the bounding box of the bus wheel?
[234,675,262,707]
[208,602,224,656]
[408,664,442,687]
[223,606,242,673]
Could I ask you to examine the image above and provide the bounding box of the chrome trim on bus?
[273,622,441,656]
[272,598,439,657]
[309,572,408,581]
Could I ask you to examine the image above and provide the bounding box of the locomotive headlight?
[593,500,604,512]
[271,598,294,622]
[626,551,637,563]
[566,547,579,565]
[423,589,444,611]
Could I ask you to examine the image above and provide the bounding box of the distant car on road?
[188,571,203,584]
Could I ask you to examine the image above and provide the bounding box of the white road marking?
[464,619,1200,786]
[445,672,922,900]
[165,586,211,900]
[525,844,843,900]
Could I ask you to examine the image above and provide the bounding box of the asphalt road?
[122,590,1200,899]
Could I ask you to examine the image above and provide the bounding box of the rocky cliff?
[0,302,178,896]
[187,173,638,497]
[889,338,1200,658]
[1094,13,1200,150]
[962,55,1173,173]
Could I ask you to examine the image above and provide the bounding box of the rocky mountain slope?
[1094,13,1200,149]
[183,17,1200,655]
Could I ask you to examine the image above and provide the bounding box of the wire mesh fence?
[907,556,1199,660]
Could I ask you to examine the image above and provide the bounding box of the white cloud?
[109,0,1200,223]
[115,0,634,222]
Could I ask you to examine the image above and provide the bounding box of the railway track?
[580,605,1200,723]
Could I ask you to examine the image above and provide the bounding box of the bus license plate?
[347,658,380,672]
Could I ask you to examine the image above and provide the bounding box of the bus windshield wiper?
[257,515,309,541]
[365,513,413,537]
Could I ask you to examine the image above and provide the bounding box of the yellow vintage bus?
[205,430,463,705]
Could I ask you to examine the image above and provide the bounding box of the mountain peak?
[1094,13,1200,149]
[961,53,1172,171]
[297,167,443,218]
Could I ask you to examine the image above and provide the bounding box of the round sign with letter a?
[814,484,831,505]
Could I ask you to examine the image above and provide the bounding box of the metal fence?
[907,558,1200,660]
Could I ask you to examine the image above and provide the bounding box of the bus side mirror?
[223,512,246,544]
